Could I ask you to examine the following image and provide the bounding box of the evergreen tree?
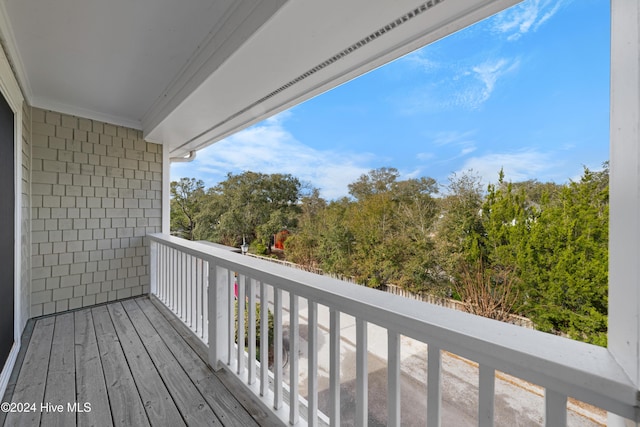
[522,166,608,345]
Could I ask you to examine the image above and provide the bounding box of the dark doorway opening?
[0,93,14,370]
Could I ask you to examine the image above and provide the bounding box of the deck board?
[107,302,186,427]
[146,296,285,427]
[3,296,278,427]
[4,316,55,427]
[136,297,262,427]
[42,313,76,427]
[120,299,221,426]
[74,308,113,427]
[91,305,151,427]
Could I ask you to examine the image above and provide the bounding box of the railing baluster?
[237,274,246,376]
[227,270,235,366]
[173,248,178,311]
[195,258,200,336]
[478,365,495,427]
[260,282,269,396]
[273,288,283,410]
[162,244,167,303]
[197,258,203,337]
[188,255,194,328]
[177,251,182,319]
[427,345,441,427]
[289,293,300,425]
[181,252,186,320]
[202,262,209,344]
[545,389,567,427]
[356,318,368,427]
[388,330,401,427]
[184,254,189,325]
[167,248,176,313]
[180,252,184,320]
[329,308,340,427]
[157,243,163,298]
[247,278,257,385]
[308,301,318,427]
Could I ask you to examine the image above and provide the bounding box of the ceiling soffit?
[0,0,286,130]
[146,0,521,156]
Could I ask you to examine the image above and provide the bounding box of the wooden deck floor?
[1,296,281,427]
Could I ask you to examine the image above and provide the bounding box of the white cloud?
[460,58,520,108]
[417,152,435,161]
[460,147,477,156]
[492,0,569,41]
[402,50,439,71]
[432,130,476,147]
[170,112,372,200]
[456,150,560,185]
[400,57,519,113]
[429,130,478,160]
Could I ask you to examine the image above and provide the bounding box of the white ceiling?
[1,0,286,131]
[0,0,521,156]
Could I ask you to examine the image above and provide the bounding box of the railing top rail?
[149,233,639,420]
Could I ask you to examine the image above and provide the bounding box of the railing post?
[208,264,230,370]
[149,240,157,295]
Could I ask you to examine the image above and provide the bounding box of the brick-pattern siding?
[30,108,162,316]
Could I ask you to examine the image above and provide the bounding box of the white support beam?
[609,0,640,390]
[609,1,640,424]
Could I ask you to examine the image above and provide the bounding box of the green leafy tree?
[196,171,303,249]
[315,198,355,275]
[347,167,400,200]
[284,189,326,269]
[170,178,205,240]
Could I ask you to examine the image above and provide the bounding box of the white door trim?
[0,42,25,397]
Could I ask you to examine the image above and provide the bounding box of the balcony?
[0,1,639,426]
[143,233,637,426]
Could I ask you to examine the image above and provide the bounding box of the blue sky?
[172,0,610,200]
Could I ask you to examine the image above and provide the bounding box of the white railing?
[148,233,639,426]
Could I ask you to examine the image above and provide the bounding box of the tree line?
[171,164,608,346]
